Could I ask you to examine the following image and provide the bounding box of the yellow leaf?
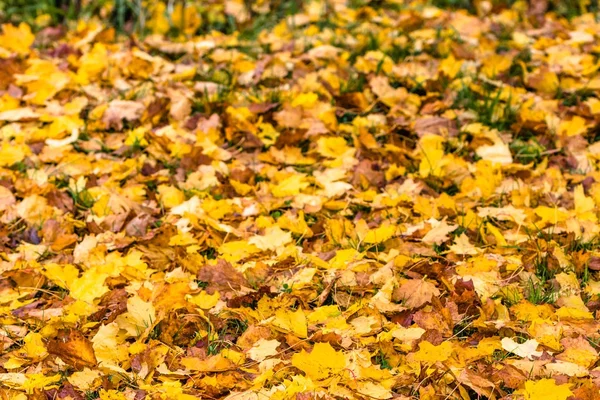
[0,23,35,55]
[422,219,457,245]
[0,143,29,167]
[448,233,479,255]
[528,68,559,96]
[99,389,128,400]
[248,226,292,253]
[500,337,542,359]
[413,341,453,363]
[171,3,202,35]
[0,107,38,121]
[221,348,245,365]
[230,179,253,196]
[0,373,61,393]
[271,174,310,197]
[535,206,569,227]
[187,290,220,309]
[419,135,446,178]
[291,342,346,381]
[158,185,186,208]
[92,322,129,365]
[147,2,170,34]
[481,54,513,78]
[574,185,596,222]
[291,92,319,108]
[77,43,108,84]
[555,306,593,320]
[218,240,260,262]
[475,140,513,165]
[558,116,589,137]
[257,122,280,147]
[272,308,307,338]
[247,339,280,362]
[317,136,351,158]
[180,354,232,372]
[69,267,109,303]
[278,211,313,237]
[363,223,396,244]
[19,332,47,360]
[24,374,62,393]
[125,295,156,331]
[67,368,101,390]
[17,60,71,105]
[511,301,554,322]
[307,305,341,324]
[328,248,362,269]
[520,379,572,400]
[438,54,462,79]
[168,230,197,246]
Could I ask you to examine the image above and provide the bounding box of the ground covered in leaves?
[2,1,600,399]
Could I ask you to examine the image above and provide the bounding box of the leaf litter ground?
[2,1,600,399]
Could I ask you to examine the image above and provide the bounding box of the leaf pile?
[2,1,600,399]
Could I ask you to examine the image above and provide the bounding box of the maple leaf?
[0,373,61,393]
[520,379,573,400]
[67,368,102,390]
[0,23,35,55]
[393,279,440,308]
[448,233,479,255]
[47,329,97,369]
[475,140,513,165]
[421,219,457,245]
[102,100,145,130]
[412,341,454,363]
[362,223,397,244]
[248,226,292,253]
[271,308,307,338]
[291,342,346,382]
[500,338,543,360]
[247,338,280,362]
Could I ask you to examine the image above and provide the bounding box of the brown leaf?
[102,100,144,130]
[413,116,456,138]
[197,259,248,297]
[50,233,78,252]
[158,312,205,346]
[89,288,128,323]
[588,256,600,271]
[46,189,74,213]
[47,329,97,369]
[393,279,440,309]
[168,89,192,121]
[491,364,527,389]
[413,309,452,337]
[457,369,495,398]
[154,282,191,312]
[236,325,273,351]
[3,269,46,290]
[126,213,153,237]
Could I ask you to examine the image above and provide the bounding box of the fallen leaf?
[102,100,144,130]
[393,279,440,308]
[520,378,572,400]
[291,342,346,382]
[501,338,542,360]
[48,329,97,369]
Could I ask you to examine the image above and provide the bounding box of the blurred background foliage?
[0,0,597,39]
[0,0,303,39]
